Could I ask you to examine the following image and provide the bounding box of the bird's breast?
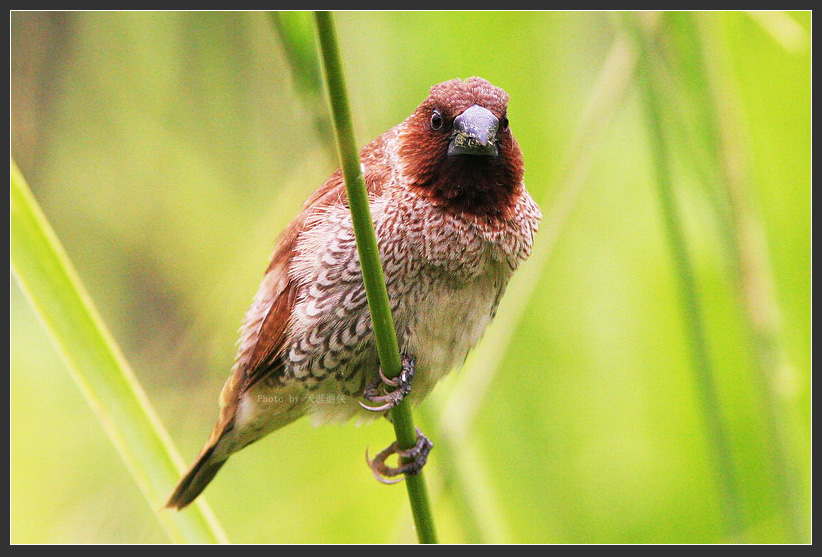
[401,263,507,404]
[283,187,536,404]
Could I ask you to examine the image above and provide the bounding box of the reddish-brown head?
[398,77,525,220]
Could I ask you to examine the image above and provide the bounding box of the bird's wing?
[222,131,394,404]
[239,170,348,393]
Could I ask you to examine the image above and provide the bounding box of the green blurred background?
[10,11,811,543]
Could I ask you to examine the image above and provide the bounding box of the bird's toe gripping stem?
[366,427,433,484]
[359,355,415,413]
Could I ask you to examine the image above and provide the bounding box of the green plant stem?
[10,157,228,544]
[312,11,438,544]
[626,13,746,541]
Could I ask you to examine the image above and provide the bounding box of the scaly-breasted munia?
[167,76,541,509]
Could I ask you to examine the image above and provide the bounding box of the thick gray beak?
[448,105,499,157]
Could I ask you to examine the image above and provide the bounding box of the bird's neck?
[406,156,523,221]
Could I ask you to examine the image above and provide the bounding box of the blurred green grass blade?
[269,11,323,95]
[622,12,807,542]
[625,13,746,541]
[269,10,333,146]
[10,157,229,544]
[689,13,809,542]
[744,11,810,53]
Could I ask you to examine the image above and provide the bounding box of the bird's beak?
[448,105,500,157]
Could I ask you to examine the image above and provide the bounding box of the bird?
[167,76,541,509]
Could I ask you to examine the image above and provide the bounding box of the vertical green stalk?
[626,14,746,541]
[10,158,228,544]
[312,11,438,544]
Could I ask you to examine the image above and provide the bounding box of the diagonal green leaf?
[10,157,229,544]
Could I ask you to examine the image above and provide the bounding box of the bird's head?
[398,77,525,219]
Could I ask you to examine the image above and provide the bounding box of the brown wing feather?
[226,132,394,399]
[241,230,300,387]
[239,170,348,391]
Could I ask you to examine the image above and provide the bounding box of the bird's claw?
[365,427,433,484]
[359,355,415,412]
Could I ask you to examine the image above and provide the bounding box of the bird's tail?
[166,441,228,510]
[167,370,244,510]
[167,375,305,509]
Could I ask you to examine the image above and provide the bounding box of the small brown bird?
[167,76,541,509]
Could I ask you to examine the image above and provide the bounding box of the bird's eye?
[430,109,443,130]
[500,114,509,131]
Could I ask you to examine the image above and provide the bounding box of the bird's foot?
[359,355,415,412]
[366,427,433,484]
